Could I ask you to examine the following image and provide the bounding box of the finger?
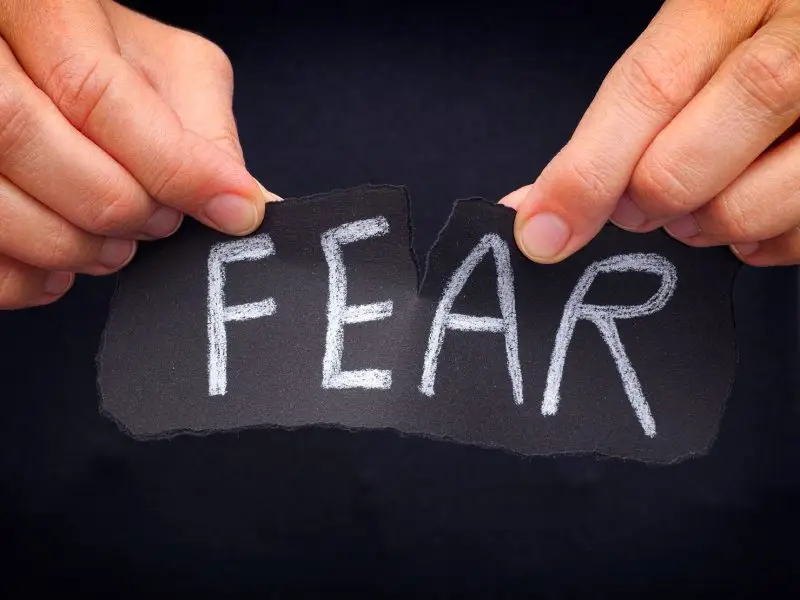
[509,0,766,263]
[0,0,267,236]
[730,227,800,267]
[100,1,243,162]
[0,254,74,310]
[664,133,800,247]
[626,11,800,229]
[102,1,282,202]
[0,174,136,274]
[498,184,532,209]
[0,40,177,240]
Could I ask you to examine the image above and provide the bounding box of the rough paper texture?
[98,184,740,463]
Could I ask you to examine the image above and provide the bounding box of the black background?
[1,0,798,596]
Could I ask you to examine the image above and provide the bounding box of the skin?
[0,0,797,309]
[501,0,800,268]
[0,0,279,309]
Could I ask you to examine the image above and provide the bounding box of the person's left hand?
[501,0,800,267]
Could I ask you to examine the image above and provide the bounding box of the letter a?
[419,234,523,405]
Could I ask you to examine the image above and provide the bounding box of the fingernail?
[610,194,646,229]
[664,214,700,239]
[498,185,532,209]
[142,206,183,239]
[732,242,759,257]
[99,238,137,269]
[519,212,571,260]
[255,179,283,203]
[204,194,259,234]
[43,271,74,296]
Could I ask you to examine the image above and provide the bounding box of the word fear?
[207,217,677,438]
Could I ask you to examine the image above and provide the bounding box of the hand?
[0,0,278,309]
[501,0,800,267]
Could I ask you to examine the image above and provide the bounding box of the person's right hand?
[0,0,279,309]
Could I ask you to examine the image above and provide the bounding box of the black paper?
[98,184,739,463]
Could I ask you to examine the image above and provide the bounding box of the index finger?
[506,0,765,263]
[0,0,266,236]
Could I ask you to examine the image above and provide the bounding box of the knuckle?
[36,220,89,270]
[211,126,243,159]
[146,135,214,201]
[43,52,114,129]
[0,78,34,160]
[80,180,148,235]
[630,153,696,214]
[201,40,234,82]
[563,154,619,203]
[703,193,756,242]
[149,147,191,200]
[213,127,239,149]
[732,35,800,117]
[619,41,691,113]
[179,32,234,84]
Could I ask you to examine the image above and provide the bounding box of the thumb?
[501,146,623,264]
[501,181,588,264]
[498,184,533,210]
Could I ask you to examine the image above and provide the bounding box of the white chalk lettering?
[419,234,523,405]
[321,217,394,390]
[208,234,277,397]
[542,253,678,438]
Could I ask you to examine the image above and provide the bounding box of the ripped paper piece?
[98,184,739,463]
